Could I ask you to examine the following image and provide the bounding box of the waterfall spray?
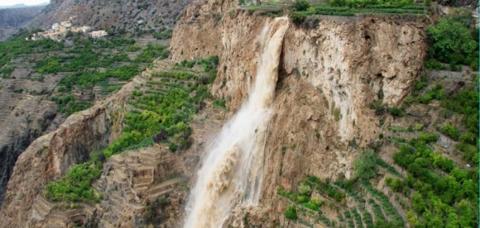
[183,17,289,228]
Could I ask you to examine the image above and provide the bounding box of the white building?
[89,30,108,39]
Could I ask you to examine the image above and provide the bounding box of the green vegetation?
[277,144,420,227]
[49,37,167,115]
[46,160,102,202]
[246,0,425,23]
[353,150,378,180]
[328,0,416,8]
[284,205,298,220]
[135,44,169,63]
[51,95,92,116]
[404,75,478,165]
[0,32,63,70]
[45,57,219,203]
[0,32,169,116]
[439,122,460,140]
[426,17,478,70]
[391,58,478,227]
[153,28,173,40]
[213,98,227,109]
[392,134,477,227]
[292,0,310,11]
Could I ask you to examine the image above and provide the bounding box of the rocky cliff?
[171,0,426,224]
[30,0,192,34]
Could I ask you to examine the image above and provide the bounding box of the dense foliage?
[426,17,478,69]
[393,135,477,227]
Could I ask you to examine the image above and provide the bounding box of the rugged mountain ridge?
[0,6,44,40]
[30,0,192,34]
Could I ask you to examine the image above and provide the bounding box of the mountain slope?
[30,0,192,34]
[0,6,44,40]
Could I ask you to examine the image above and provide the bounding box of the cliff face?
[0,59,227,227]
[0,0,428,226]
[0,71,135,227]
[30,0,191,33]
[171,0,426,224]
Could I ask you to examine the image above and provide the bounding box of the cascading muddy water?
[183,17,289,228]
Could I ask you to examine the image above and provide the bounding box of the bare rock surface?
[170,0,427,225]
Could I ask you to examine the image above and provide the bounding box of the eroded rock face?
[0,71,138,227]
[0,96,57,203]
[170,1,426,224]
[30,0,192,33]
[0,59,227,227]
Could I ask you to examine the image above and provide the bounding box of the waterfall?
[183,17,289,228]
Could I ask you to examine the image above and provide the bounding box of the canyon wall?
[0,71,140,227]
[171,0,426,224]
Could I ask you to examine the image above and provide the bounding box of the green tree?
[427,18,477,66]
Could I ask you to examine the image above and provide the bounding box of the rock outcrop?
[30,0,192,34]
[0,67,139,227]
[0,59,228,227]
[171,0,427,224]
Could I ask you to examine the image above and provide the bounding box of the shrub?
[36,57,62,74]
[330,0,347,7]
[418,132,438,143]
[213,98,226,109]
[289,11,307,25]
[387,107,405,117]
[292,0,311,11]
[46,162,102,202]
[424,59,445,70]
[284,206,298,220]
[354,150,378,180]
[459,132,476,144]
[456,143,477,164]
[386,177,407,193]
[135,44,169,63]
[441,87,478,135]
[427,18,477,66]
[439,123,460,140]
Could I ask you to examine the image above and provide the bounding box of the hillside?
[0,31,169,204]
[30,0,192,35]
[0,0,477,227]
[0,6,45,41]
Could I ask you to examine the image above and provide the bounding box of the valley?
[0,0,477,227]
